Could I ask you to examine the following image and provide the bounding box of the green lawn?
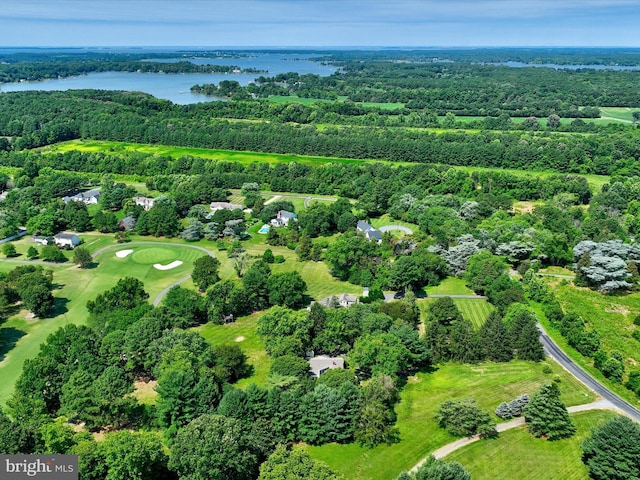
[44,140,412,168]
[425,277,475,296]
[539,278,640,406]
[455,299,495,329]
[0,236,214,406]
[306,360,595,480]
[195,311,271,388]
[448,410,617,480]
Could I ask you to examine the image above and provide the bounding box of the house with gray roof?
[133,196,155,211]
[270,210,297,228]
[54,232,81,249]
[308,355,345,378]
[209,201,244,212]
[63,189,101,205]
[356,220,382,244]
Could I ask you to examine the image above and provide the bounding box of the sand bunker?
[235,336,245,342]
[153,260,183,270]
[115,249,133,258]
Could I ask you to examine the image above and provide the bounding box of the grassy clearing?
[307,360,595,480]
[455,299,495,328]
[448,410,616,480]
[454,165,609,193]
[267,95,405,110]
[425,277,475,296]
[44,140,412,168]
[598,107,637,123]
[195,311,271,387]
[539,278,640,406]
[369,215,418,233]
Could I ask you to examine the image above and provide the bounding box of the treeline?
[319,47,640,67]
[0,90,639,175]
[248,61,640,116]
[3,149,592,204]
[0,53,262,84]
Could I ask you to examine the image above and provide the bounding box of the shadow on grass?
[0,327,26,361]
[51,297,69,317]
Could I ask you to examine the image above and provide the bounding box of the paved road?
[379,225,414,235]
[91,241,216,306]
[538,323,640,422]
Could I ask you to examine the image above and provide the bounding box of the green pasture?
[307,360,595,480]
[43,140,610,195]
[267,95,405,110]
[425,277,474,296]
[448,410,617,480]
[44,140,411,168]
[598,106,637,123]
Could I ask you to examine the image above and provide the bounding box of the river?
[0,52,338,105]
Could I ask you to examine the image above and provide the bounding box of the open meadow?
[448,410,617,480]
[306,360,595,480]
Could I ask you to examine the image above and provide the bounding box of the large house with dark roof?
[356,220,382,244]
[63,189,101,205]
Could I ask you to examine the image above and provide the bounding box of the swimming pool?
[258,224,270,234]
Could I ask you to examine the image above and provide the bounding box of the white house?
[63,189,101,205]
[270,210,297,228]
[209,201,244,212]
[315,293,359,309]
[356,220,382,244]
[53,232,81,249]
[133,196,155,211]
[308,355,345,378]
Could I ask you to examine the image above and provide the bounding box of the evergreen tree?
[524,383,576,440]
[480,311,513,362]
[581,416,640,480]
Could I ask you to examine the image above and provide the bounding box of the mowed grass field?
[0,236,212,405]
[307,360,595,480]
[44,140,411,168]
[448,410,617,480]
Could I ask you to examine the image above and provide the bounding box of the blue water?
[258,225,270,234]
[0,53,338,105]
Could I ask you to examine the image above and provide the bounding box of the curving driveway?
[92,241,215,306]
[409,399,617,471]
[379,225,413,235]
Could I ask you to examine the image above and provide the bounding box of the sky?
[1,0,640,48]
